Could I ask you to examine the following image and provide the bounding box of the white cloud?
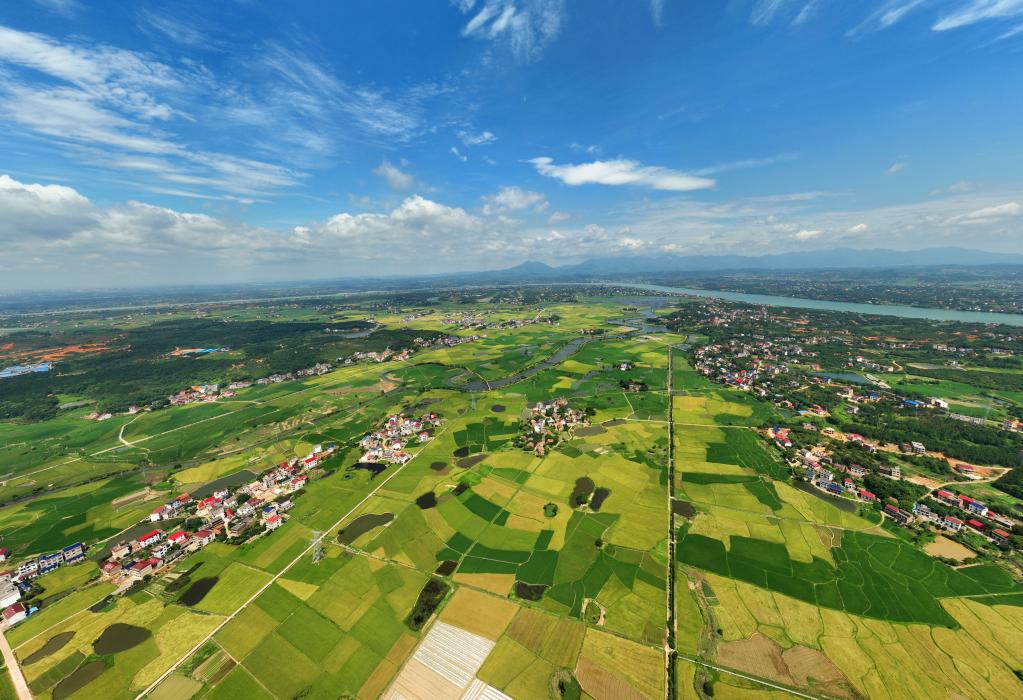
[138,10,210,48]
[793,229,823,240]
[529,156,715,192]
[650,0,665,26]
[459,130,497,146]
[886,160,908,175]
[933,0,1023,31]
[482,186,547,215]
[848,223,870,233]
[751,0,789,26]
[31,0,80,17]
[695,152,798,176]
[453,0,566,62]
[848,1,927,34]
[450,146,468,162]
[0,173,95,239]
[373,160,415,190]
[548,211,570,223]
[945,201,1021,224]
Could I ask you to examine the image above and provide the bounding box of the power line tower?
[311,530,324,564]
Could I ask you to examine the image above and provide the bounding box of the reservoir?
[619,283,1023,327]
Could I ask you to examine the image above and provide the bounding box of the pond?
[348,462,387,478]
[435,560,457,576]
[93,623,152,654]
[337,513,394,545]
[22,631,76,665]
[415,492,438,509]
[456,453,488,468]
[192,470,257,499]
[179,577,219,606]
[792,480,858,513]
[571,477,595,506]
[53,660,106,700]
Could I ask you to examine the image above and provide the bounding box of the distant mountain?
[484,247,1023,279]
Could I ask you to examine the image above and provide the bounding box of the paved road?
[0,627,32,700]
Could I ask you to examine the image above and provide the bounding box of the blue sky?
[1,0,1022,289]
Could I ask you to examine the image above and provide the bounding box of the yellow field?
[700,573,1023,699]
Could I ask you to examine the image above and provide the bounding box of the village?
[358,411,444,464]
[0,443,339,627]
[778,427,1019,554]
[516,398,587,456]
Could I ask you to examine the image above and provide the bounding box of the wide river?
[620,283,1023,327]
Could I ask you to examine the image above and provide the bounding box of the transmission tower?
[311,530,324,564]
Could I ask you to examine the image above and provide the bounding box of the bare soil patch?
[925,535,977,562]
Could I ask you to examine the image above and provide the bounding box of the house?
[992,529,1011,546]
[62,542,86,565]
[0,548,9,563]
[110,542,133,560]
[884,505,913,525]
[138,529,164,548]
[0,580,20,608]
[910,441,926,454]
[935,489,958,506]
[38,552,63,575]
[966,519,985,531]
[3,603,26,626]
[228,519,253,538]
[129,557,161,579]
[959,496,988,517]
[847,464,866,478]
[100,560,121,577]
[265,514,282,531]
[168,531,189,546]
[955,463,975,475]
[944,516,964,532]
[151,543,172,559]
[149,505,172,522]
[193,530,215,547]
[880,464,901,479]
[858,489,877,502]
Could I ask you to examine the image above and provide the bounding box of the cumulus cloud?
[482,186,547,215]
[372,160,415,190]
[0,173,95,239]
[529,156,715,192]
[453,0,566,62]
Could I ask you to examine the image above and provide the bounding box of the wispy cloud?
[31,0,80,17]
[459,129,497,146]
[453,0,567,62]
[886,160,908,175]
[138,9,210,48]
[695,153,798,176]
[848,0,928,35]
[933,0,1023,31]
[945,201,1020,224]
[650,0,665,26]
[751,0,790,26]
[529,157,715,192]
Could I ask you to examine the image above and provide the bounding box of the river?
[619,283,1023,327]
